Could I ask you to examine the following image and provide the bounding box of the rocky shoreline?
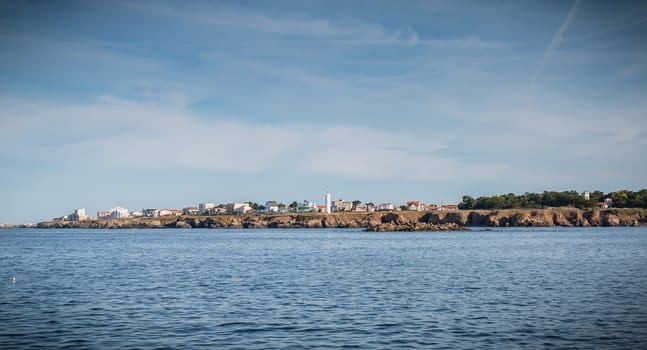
[32,208,647,230]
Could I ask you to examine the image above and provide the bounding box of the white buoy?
[11,277,16,283]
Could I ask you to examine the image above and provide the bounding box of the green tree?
[352,200,362,208]
[289,201,298,209]
[458,195,476,210]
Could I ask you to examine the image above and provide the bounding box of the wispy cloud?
[0,95,499,182]
[535,0,580,77]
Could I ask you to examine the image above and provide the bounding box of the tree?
[289,201,298,209]
[458,195,476,210]
[352,200,362,208]
[400,205,409,211]
[246,202,259,210]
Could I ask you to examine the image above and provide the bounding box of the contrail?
[535,0,580,77]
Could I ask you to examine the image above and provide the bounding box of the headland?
[33,208,647,230]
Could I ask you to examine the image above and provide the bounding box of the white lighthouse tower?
[325,191,332,214]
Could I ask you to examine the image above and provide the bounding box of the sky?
[1,0,646,223]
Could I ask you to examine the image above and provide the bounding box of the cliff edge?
[35,208,647,229]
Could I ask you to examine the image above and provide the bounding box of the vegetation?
[458,189,647,210]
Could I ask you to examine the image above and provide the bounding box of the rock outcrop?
[35,208,647,230]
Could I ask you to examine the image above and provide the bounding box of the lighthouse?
[325,191,332,214]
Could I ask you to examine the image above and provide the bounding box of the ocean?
[1,227,646,349]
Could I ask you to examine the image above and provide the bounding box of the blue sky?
[1,0,646,223]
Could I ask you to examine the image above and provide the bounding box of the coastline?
[31,208,647,230]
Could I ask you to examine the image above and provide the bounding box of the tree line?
[458,189,647,210]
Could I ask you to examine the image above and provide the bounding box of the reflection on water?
[1,227,647,349]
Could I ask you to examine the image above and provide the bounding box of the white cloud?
[0,95,502,182]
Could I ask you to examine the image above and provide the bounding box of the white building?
[109,207,130,219]
[183,207,199,215]
[377,203,395,211]
[70,208,87,221]
[265,201,279,213]
[199,202,215,214]
[297,200,317,213]
[332,199,352,212]
[226,203,253,214]
[325,192,331,214]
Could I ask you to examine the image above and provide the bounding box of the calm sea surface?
[1,227,646,349]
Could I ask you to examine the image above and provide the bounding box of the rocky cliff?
[35,208,647,230]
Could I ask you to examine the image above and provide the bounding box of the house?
[297,200,317,213]
[143,209,158,217]
[226,203,253,214]
[378,203,395,211]
[354,205,367,212]
[441,204,459,211]
[130,211,143,217]
[70,208,87,221]
[209,207,227,215]
[332,199,353,212]
[265,201,279,213]
[316,205,326,213]
[97,211,110,219]
[183,207,199,215]
[598,199,612,209]
[109,207,130,219]
[198,203,215,214]
[406,201,423,211]
[423,204,438,211]
[158,209,183,217]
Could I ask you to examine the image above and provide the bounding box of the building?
[142,209,156,217]
[406,201,423,211]
[70,208,87,221]
[598,197,613,209]
[225,203,253,214]
[440,204,459,211]
[424,204,438,211]
[109,207,129,219]
[97,211,110,219]
[183,207,199,216]
[377,203,395,211]
[332,199,352,212]
[354,205,367,212]
[157,209,183,216]
[130,211,143,217]
[198,203,215,214]
[209,207,227,215]
[582,191,591,201]
[297,200,317,213]
[265,201,279,213]
[325,192,332,214]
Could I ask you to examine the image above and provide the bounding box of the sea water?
[1,227,646,349]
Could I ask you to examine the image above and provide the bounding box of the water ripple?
[1,227,647,349]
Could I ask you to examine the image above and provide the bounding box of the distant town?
[49,189,641,223]
[53,191,461,222]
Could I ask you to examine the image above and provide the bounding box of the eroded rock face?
[365,222,468,232]
[175,221,191,229]
[35,208,647,229]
